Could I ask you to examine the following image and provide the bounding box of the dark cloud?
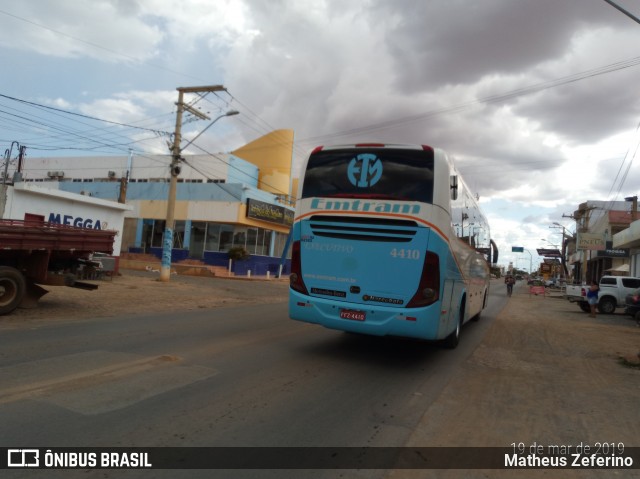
[370,0,620,91]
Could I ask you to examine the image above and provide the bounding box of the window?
[256,229,267,255]
[173,221,186,248]
[151,220,165,248]
[189,222,206,258]
[233,228,247,250]
[600,277,616,286]
[205,224,221,251]
[622,278,640,288]
[246,228,258,254]
[273,232,289,259]
[219,225,234,251]
[302,147,434,203]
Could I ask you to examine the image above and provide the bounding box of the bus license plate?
[340,309,366,321]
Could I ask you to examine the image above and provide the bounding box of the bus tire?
[0,266,26,315]
[472,291,488,322]
[444,303,464,349]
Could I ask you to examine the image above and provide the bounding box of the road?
[1,280,508,478]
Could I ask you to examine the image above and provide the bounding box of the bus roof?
[311,144,436,154]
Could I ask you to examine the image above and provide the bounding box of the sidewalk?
[390,283,640,478]
[3,269,289,324]
[119,253,288,281]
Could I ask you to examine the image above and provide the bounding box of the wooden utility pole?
[159,85,227,282]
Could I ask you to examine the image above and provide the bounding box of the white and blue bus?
[289,143,494,348]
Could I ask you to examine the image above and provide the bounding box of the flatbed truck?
[0,218,116,315]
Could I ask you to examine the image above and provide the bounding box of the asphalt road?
[1,281,507,479]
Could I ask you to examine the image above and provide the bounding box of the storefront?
[613,219,640,277]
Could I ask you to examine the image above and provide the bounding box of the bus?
[288,143,494,348]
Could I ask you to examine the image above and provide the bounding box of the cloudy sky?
[1,0,640,270]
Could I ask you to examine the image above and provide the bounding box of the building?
[7,130,296,276]
[612,196,640,277]
[569,200,635,282]
[1,182,130,255]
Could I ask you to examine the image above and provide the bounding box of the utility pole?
[626,195,638,221]
[551,223,571,278]
[159,85,229,282]
[2,141,19,186]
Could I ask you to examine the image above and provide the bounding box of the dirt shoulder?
[391,282,640,478]
[2,269,289,327]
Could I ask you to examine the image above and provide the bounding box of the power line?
[295,55,640,147]
[0,93,172,136]
[0,9,208,83]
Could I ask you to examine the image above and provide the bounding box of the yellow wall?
[232,129,293,197]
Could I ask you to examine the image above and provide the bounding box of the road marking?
[0,351,218,414]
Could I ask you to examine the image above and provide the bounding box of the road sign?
[511,246,524,253]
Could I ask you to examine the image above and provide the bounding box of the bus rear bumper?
[289,290,443,340]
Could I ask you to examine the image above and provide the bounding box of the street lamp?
[181,110,239,152]
[541,239,560,248]
[159,84,238,282]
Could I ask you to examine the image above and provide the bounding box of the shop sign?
[577,232,605,250]
[246,199,294,227]
[597,241,629,258]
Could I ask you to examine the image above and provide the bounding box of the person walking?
[586,281,600,318]
[506,275,515,297]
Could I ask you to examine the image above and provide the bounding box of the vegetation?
[227,247,250,261]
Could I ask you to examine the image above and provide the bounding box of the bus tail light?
[407,252,440,308]
[290,241,309,295]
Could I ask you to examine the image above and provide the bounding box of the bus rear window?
[301,148,434,203]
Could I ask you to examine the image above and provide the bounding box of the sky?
[1,0,640,271]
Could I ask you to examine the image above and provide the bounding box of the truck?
[565,275,640,314]
[0,218,116,315]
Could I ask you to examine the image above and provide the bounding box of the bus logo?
[347,154,383,188]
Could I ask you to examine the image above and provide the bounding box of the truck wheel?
[578,301,590,313]
[0,266,26,315]
[597,298,616,315]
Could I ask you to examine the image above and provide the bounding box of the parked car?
[566,276,640,314]
[624,288,640,320]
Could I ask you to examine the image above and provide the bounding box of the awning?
[605,264,630,273]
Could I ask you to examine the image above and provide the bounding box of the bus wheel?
[472,292,488,322]
[444,306,464,349]
[0,266,26,315]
